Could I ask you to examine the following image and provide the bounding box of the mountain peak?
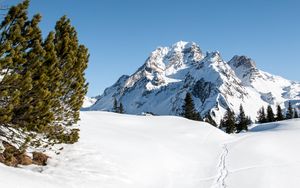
[171,41,190,49]
[89,42,300,125]
[228,55,256,69]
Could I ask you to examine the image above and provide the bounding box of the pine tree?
[0,0,30,125]
[0,1,88,144]
[266,105,275,123]
[257,106,267,123]
[205,113,217,127]
[223,108,236,134]
[11,14,56,131]
[286,102,294,119]
[294,108,299,118]
[43,31,63,126]
[113,98,118,113]
[53,16,89,126]
[237,104,249,132]
[119,102,124,114]
[182,92,201,121]
[198,113,203,121]
[276,105,284,121]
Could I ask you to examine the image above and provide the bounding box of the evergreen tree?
[223,108,236,134]
[237,104,249,132]
[0,0,88,145]
[11,13,56,131]
[205,113,217,127]
[266,105,275,123]
[182,92,201,121]
[294,108,299,118]
[43,31,63,126]
[276,105,284,121]
[286,102,294,119]
[257,106,267,123]
[198,113,203,121]
[53,16,89,126]
[0,1,52,131]
[113,98,118,113]
[0,0,30,125]
[119,102,124,114]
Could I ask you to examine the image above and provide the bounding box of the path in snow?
[1,112,300,188]
[212,144,229,188]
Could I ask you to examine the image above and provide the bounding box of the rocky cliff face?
[88,41,300,124]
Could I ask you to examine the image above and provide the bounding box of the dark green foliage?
[266,105,275,122]
[53,15,89,126]
[112,98,124,114]
[276,105,284,121]
[0,0,30,125]
[286,102,294,119]
[182,92,201,121]
[294,109,299,118]
[119,102,124,114]
[257,106,267,123]
[0,1,88,144]
[222,108,236,134]
[46,126,79,144]
[205,113,217,126]
[236,104,251,132]
[113,98,118,113]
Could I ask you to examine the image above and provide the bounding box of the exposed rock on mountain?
[88,41,300,124]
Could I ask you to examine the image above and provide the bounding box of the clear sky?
[5,0,300,96]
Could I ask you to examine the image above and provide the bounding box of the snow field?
[1,112,300,188]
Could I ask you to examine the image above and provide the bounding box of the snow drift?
[1,111,300,188]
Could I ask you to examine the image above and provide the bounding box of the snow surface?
[1,111,300,187]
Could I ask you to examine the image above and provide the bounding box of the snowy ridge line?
[90,41,300,125]
[212,144,229,188]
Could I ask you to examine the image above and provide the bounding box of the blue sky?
[6,0,300,96]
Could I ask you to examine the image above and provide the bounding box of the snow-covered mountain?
[88,41,300,123]
[82,96,97,108]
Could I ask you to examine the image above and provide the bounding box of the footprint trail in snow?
[212,144,229,188]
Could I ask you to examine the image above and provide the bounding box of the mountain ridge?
[87,41,300,124]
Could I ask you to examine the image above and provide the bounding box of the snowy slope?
[82,96,97,108]
[225,120,300,188]
[1,111,300,188]
[88,41,300,124]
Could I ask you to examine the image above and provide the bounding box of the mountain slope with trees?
[88,41,300,125]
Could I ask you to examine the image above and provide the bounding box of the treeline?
[113,98,124,114]
[0,1,88,144]
[181,92,299,134]
[257,102,299,123]
[219,105,251,134]
[181,92,251,133]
